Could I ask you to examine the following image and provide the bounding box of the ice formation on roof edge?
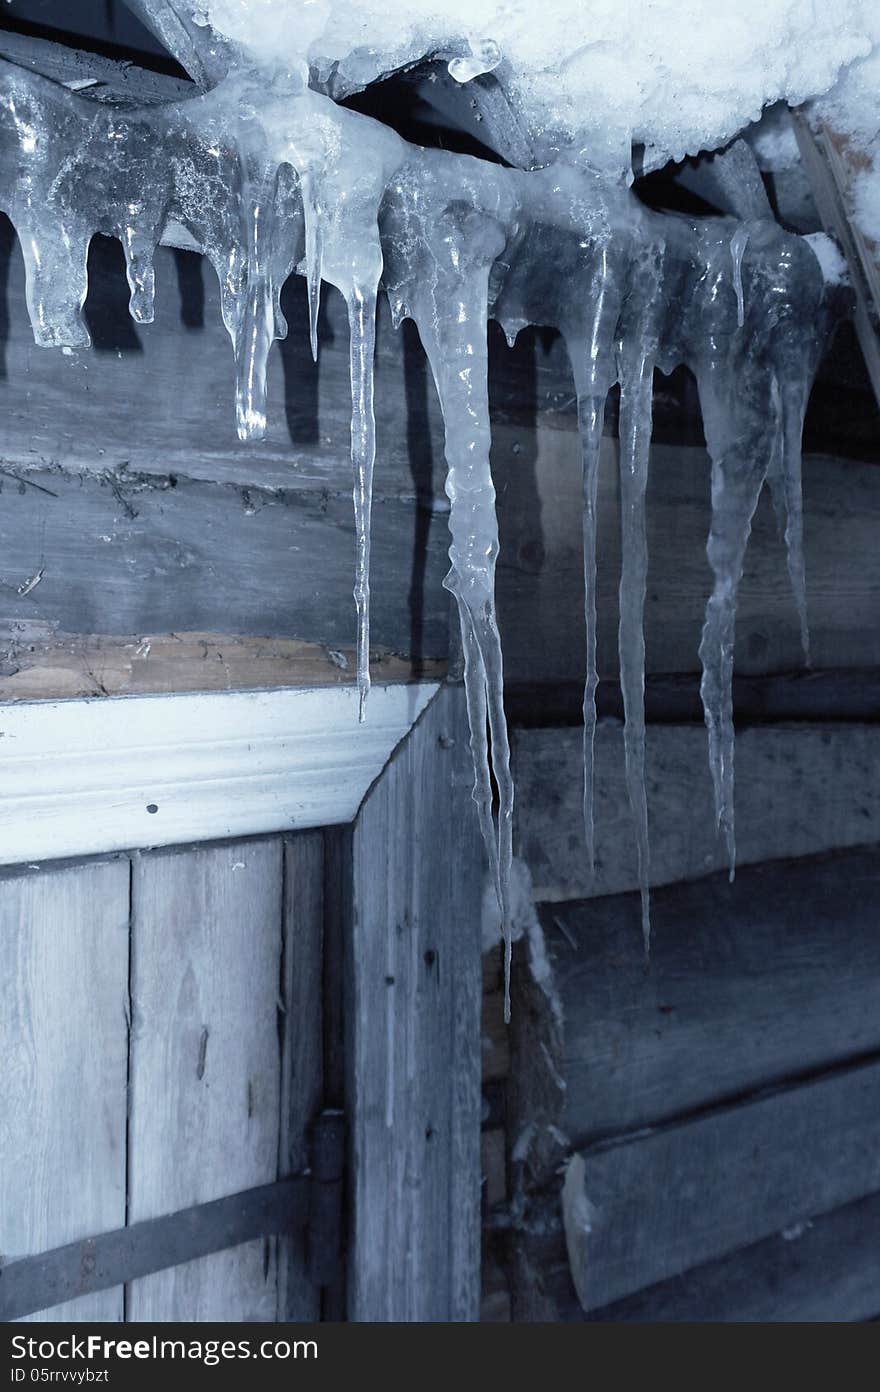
[182,2,880,173]
[0,31,844,1013]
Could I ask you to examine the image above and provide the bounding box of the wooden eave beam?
[792,109,880,408]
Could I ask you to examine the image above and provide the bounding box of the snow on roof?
[195,1,879,167]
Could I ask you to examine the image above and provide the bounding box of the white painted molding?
[0,682,439,866]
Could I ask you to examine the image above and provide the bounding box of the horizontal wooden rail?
[0,1178,309,1321]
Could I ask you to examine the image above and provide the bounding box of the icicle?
[232,173,276,441]
[574,405,602,874]
[564,252,619,878]
[384,152,516,1014]
[302,178,323,363]
[121,220,157,324]
[490,168,628,890]
[763,232,828,670]
[0,65,94,348]
[168,97,301,447]
[765,374,811,664]
[612,229,665,957]
[264,93,403,720]
[421,257,515,1016]
[616,345,654,956]
[777,375,812,664]
[347,282,379,720]
[695,221,827,873]
[730,225,749,329]
[696,359,772,878]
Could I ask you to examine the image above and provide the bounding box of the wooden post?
[344,682,483,1321]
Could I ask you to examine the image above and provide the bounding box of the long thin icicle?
[771,375,812,664]
[730,225,749,329]
[617,346,654,956]
[347,283,379,720]
[302,177,323,363]
[233,171,275,441]
[564,249,617,877]
[403,196,514,1014]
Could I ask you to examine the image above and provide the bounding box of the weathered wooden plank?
[0,227,451,662]
[792,112,880,408]
[0,230,574,497]
[0,227,435,494]
[0,860,129,1322]
[319,827,349,1322]
[497,428,880,689]
[514,722,880,902]
[0,630,444,702]
[0,25,190,104]
[278,832,325,1321]
[547,847,880,1145]
[567,1056,880,1312]
[0,434,449,662]
[127,839,284,1321]
[0,228,876,680]
[4,421,877,689]
[566,1189,880,1322]
[346,683,483,1321]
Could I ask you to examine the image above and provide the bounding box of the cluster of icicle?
[0,56,834,1013]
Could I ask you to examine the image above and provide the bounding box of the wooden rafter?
[792,110,880,407]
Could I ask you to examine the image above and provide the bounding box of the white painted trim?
[0,683,439,866]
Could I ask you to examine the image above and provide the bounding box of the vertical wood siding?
[126,840,284,1321]
[278,832,325,1321]
[1,833,326,1322]
[0,861,130,1322]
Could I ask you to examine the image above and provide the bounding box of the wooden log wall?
[514,722,880,903]
[483,729,880,1320]
[0,831,324,1322]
